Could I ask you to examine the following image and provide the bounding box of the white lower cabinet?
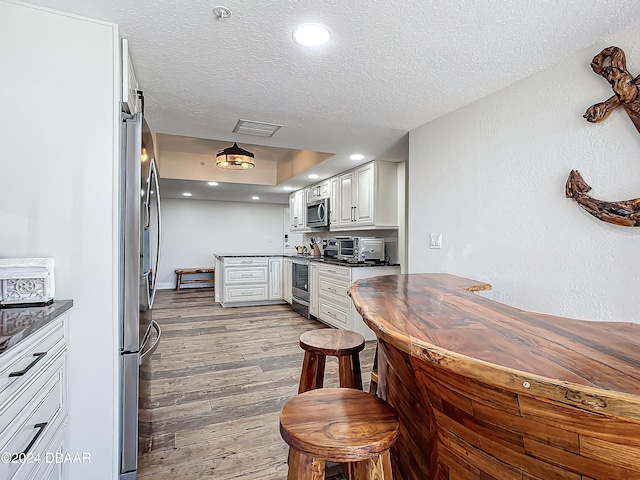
[309,263,319,317]
[317,264,399,340]
[0,312,69,480]
[283,258,292,304]
[216,256,286,307]
[268,258,283,300]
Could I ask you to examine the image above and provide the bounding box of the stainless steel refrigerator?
[119,104,162,480]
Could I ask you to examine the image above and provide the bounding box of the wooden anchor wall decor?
[565,46,640,227]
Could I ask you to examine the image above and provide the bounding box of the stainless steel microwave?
[306,198,329,228]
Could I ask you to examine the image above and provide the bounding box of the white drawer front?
[0,318,66,415]
[24,419,67,480]
[319,264,350,281]
[224,257,269,266]
[319,302,349,329]
[0,358,65,480]
[225,267,268,283]
[320,279,349,302]
[224,285,268,302]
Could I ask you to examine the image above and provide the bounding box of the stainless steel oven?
[291,257,310,318]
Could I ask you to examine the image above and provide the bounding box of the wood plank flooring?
[137,288,376,479]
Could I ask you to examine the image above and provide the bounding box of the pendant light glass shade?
[216,142,255,169]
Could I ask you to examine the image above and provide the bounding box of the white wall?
[158,199,286,288]
[0,1,119,478]
[408,27,640,323]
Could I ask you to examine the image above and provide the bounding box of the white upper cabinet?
[289,188,309,231]
[289,160,398,232]
[329,177,340,227]
[333,161,398,230]
[338,173,354,225]
[121,39,139,114]
[307,180,330,202]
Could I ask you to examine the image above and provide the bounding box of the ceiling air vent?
[233,119,282,138]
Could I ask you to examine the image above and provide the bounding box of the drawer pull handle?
[9,352,47,377]
[327,287,336,292]
[240,292,253,296]
[11,423,48,461]
[241,274,253,277]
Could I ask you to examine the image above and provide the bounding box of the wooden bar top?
[348,273,640,478]
[349,273,640,412]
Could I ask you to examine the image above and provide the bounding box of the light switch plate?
[430,233,442,249]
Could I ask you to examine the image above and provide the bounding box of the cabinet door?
[329,177,340,226]
[354,163,374,224]
[269,258,283,299]
[319,180,330,198]
[292,190,307,230]
[289,193,297,229]
[338,173,354,225]
[283,259,292,303]
[309,263,319,317]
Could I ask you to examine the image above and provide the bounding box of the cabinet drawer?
[319,264,350,281]
[24,419,66,480]
[0,317,66,410]
[320,278,349,301]
[224,257,269,266]
[224,285,268,302]
[0,356,65,480]
[225,267,268,283]
[319,302,349,329]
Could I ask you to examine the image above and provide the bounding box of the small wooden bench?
[174,268,215,291]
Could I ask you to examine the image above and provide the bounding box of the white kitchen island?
[214,254,286,307]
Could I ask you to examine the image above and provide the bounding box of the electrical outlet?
[430,233,442,249]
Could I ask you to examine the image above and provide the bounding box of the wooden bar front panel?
[349,273,640,480]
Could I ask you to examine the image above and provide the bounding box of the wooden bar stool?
[298,329,365,394]
[280,388,399,480]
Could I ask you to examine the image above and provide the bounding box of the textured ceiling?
[26,0,640,203]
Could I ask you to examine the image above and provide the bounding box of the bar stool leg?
[338,356,355,388]
[288,450,325,480]
[298,352,327,394]
[351,450,393,479]
[352,353,363,390]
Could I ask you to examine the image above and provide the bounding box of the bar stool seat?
[298,329,365,394]
[280,388,399,479]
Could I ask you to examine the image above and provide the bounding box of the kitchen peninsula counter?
[348,273,640,479]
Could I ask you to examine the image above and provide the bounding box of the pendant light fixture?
[216,142,255,169]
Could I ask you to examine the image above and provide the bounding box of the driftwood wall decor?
[566,46,640,227]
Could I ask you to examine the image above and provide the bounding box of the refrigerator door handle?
[147,158,161,309]
[139,320,161,365]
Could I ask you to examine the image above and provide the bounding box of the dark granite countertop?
[215,253,399,268]
[215,254,284,258]
[0,300,73,356]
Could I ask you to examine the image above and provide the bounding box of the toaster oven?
[337,237,385,263]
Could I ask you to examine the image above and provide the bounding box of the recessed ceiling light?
[350,153,365,161]
[292,24,332,47]
[183,192,192,197]
[283,186,293,191]
[207,181,219,186]
[308,174,319,179]
[252,196,260,200]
